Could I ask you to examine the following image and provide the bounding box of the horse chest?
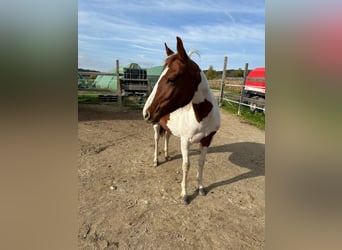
[164,104,216,141]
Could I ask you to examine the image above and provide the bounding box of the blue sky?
[78,0,265,72]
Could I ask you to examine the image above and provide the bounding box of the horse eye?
[167,78,176,84]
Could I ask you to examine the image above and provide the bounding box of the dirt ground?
[78,103,265,249]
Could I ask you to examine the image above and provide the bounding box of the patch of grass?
[221,100,265,130]
[78,94,99,104]
[78,90,115,104]
[78,90,115,95]
[122,96,146,110]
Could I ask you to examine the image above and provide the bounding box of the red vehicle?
[243,67,266,112]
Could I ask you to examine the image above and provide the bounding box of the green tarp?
[147,66,164,87]
[94,63,163,90]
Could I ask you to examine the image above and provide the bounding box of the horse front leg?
[180,137,190,204]
[164,131,171,161]
[197,145,208,196]
[153,124,160,167]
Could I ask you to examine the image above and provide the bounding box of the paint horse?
[143,37,220,204]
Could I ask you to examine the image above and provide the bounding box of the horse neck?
[191,71,212,104]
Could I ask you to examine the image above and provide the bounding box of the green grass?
[122,96,147,110]
[78,90,116,104]
[78,90,115,95]
[221,100,265,130]
[78,94,100,104]
[78,92,148,109]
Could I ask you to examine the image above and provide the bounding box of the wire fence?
[78,57,265,113]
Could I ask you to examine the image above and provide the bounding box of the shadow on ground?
[165,142,265,203]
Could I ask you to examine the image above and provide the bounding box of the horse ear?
[176,36,188,61]
[165,43,174,56]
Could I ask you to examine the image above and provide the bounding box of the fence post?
[116,59,122,106]
[219,56,228,106]
[237,63,249,116]
[147,79,152,95]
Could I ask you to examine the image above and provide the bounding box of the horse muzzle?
[144,111,151,121]
[143,111,159,123]
[144,106,162,123]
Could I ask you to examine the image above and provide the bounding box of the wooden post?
[147,79,152,95]
[219,56,228,106]
[237,63,249,116]
[116,59,122,106]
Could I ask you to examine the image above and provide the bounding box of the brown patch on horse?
[192,99,213,123]
[200,131,216,147]
[159,114,171,136]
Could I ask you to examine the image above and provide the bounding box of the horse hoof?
[153,161,158,167]
[182,196,190,205]
[198,187,207,196]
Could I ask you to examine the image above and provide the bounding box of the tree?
[229,68,244,77]
[236,68,244,77]
[205,65,216,80]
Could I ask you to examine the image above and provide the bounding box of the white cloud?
[78,0,265,70]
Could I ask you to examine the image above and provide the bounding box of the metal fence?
[215,57,265,114]
[78,60,159,106]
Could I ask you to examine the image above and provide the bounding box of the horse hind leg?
[153,124,160,167]
[197,145,208,196]
[197,131,216,195]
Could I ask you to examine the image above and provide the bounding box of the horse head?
[143,37,202,123]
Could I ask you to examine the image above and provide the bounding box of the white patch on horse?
[192,72,212,104]
[166,71,220,143]
[142,66,169,118]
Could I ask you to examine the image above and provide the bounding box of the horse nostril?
[144,111,151,121]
